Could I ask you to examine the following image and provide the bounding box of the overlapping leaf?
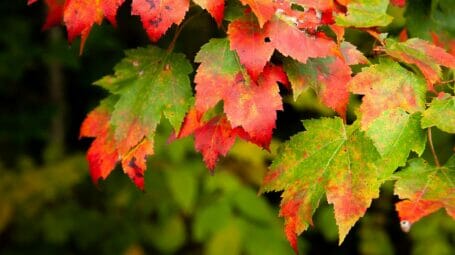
[349,59,427,129]
[283,56,351,118]
[261,118,383,250]
[80,46,193,189]
[394,157,455,225]
[335,0,393,28]
[385,38,455,91]
[194,38,287,149]
[421,93,455,133]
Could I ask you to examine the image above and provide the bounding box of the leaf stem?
[427,127,440,167]
[167,11,201,53]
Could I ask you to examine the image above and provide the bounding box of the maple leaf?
[340,41,369,65]
[193,0,225,25]
[394,157,455,227]
[261,118,382,249]
[385,38,455,91]
[194,38,287,148]
[421,93,455,134]
[349,59,427,129]
[28,0,64,30]
[335,0,393,28]
[366,109,426,177]
[131,0,189,42]
[81,46,193,189]
[239,0,275,27]
[283,56,351,118]
[227,16,274,80]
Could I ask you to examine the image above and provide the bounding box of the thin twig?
[427,127,440,167]
[167,11,202,52]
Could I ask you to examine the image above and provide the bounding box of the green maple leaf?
[421,94,455,134]
[366,109,426,177]
[261,118,383,250]
[335,0,393,28]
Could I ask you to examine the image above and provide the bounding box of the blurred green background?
[0,1,454,254]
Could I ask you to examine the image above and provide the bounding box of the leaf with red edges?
[394,157,455,230]
[349,59,426,130]
[283,56,351,118]
[261,118,382,249]
[194,38,286,148]
[193,0,225,25]
[385,38,455,91]
[227,16,274,80]
[131,0,189,42]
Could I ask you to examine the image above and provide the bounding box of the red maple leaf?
[131,0,189,42]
